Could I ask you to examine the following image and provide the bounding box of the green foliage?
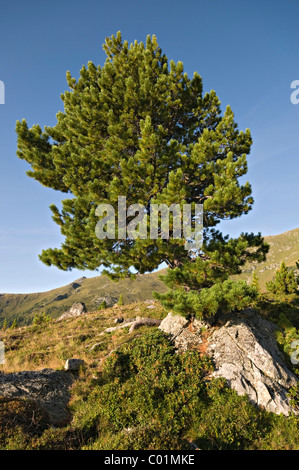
[254,414,299,450]
[155,279,258,320]
[251,271,260,292]
[10,319,18,329]
[1,316,299,450]
[288,383,299,411]
[15,31,267,281]
[72,329,214,449]
[32,312,52,326]
[267,261,298,296]
[15,31,270,324]
[191,378,271,450]
[70,329,299,450]
[2,318,7,331]
[118,295,124,306]
[275,312,299,375]
[0,398,49,450]
[97,300,107,310]
[154,231,267,319]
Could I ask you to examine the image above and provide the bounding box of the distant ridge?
[1,228,299,325]
[0,270,167,325]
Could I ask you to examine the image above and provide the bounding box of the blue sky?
[0,0,298,293]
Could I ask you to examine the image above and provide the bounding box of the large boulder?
[159,309,298,416]
[158,312,189,338]
[159,312,207,351]
[0,369,74,426]
[206,309,298,416]
[57,302,86,321]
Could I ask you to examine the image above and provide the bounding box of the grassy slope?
[231,228,299,289]
[0,299,298,450]
[0,301,167,373]
[0,270,167,325]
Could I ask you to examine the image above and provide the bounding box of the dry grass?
[0,301,167,374]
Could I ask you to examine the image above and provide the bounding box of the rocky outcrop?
[206,309,298,416]
[70,276,86,290]
[159,309,298,416]
[57,302,86,321]
[94,295,118,308]
[0,369,74,426]
[53,293,69,301]
[159,311,208,351]
[158,312,189,338]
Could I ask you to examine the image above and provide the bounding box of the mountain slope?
[0,270,167,325]
[232,228,299,288]
[1,227,299,326]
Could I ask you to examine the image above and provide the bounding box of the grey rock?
[0,369,74,426]
[160,315,206,351]
[64,358,85,372]
[160,309,298,416]
[206,309,298,416]
[173,327,203,352]
[158,312,189,338]
[94,295,118,308]
[57,302,86,321]
[114,317,124,324]
[71,277,86,289]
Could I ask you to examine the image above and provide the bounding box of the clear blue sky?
[0,0,298,293]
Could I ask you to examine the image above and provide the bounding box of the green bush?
[71,329,299,450]
[72,329,213,449]
[0,397,49,450]
[98,300,107,310]
[155,279,258,320]
[32,312,52,326]
[1,327,298,450]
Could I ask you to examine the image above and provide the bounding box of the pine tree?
[266,261,298,296]
[118,295,124,306]
[251,271,260,292]
[98,300,107,310]
[15,32,269,320]
[10,319,18,330]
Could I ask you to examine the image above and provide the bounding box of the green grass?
[1,228,299,449]
[0,299,298,450]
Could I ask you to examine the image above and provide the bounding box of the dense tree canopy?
[267,262,298,296]
[16,32,268,317]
